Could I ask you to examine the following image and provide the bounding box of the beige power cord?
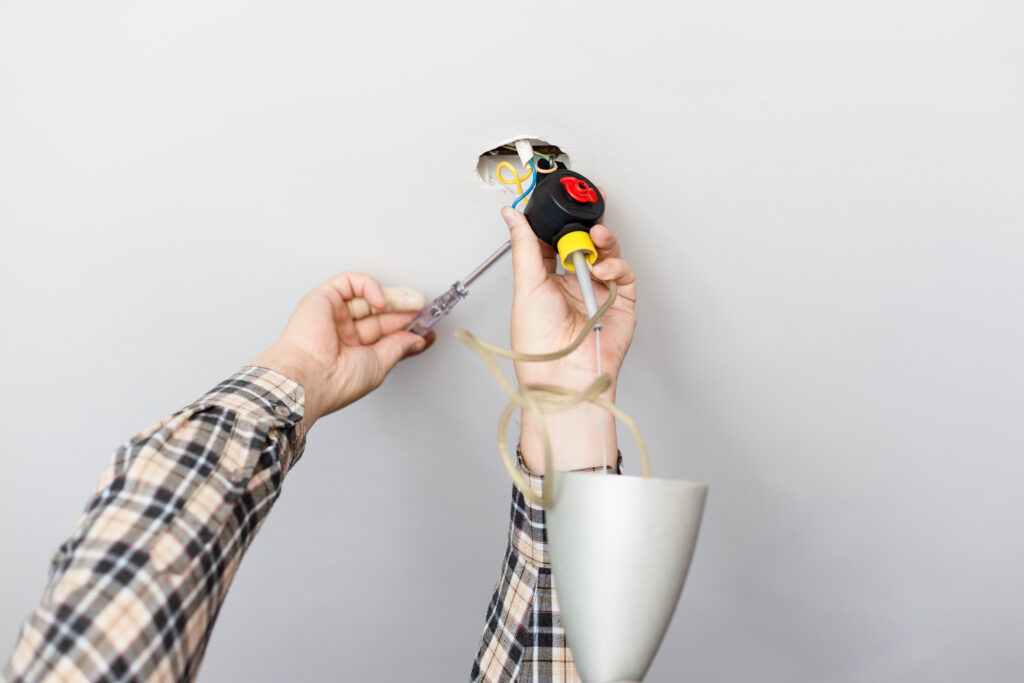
[455,275,651,508]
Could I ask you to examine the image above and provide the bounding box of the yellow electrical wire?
[496,161,533,197]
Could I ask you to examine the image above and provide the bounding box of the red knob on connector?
[560,177,599,204]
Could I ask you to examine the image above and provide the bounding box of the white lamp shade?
[545,471,708,683]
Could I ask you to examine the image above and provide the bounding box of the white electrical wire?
[596,328,608,474]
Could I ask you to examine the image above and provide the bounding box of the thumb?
[372,330,428,374]
[501,206,548,292]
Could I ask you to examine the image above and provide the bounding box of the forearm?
[4,367,307,683]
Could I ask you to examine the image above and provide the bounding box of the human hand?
[501,204,638,473]
[252,273,434,427]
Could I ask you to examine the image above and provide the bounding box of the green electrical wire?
[502,144,555,165]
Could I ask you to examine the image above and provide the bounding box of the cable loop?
[456,277,651,508]
[536,160,559,174]
[496,161,533,197]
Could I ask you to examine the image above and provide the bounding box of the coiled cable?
[455,271,651,508]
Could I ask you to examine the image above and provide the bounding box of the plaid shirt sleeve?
[471,452,622,683]
[3,366,307,683]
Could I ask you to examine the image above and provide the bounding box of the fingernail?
[412,338,427,353]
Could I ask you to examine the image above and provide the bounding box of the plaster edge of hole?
[475,137,571,194]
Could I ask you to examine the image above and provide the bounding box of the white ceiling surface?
[2,1,1022,680]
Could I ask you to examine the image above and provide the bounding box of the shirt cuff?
[189,366,307,465]
[509,449,622,569]
[194,366,305,423]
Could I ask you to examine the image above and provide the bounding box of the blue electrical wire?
[511,159,537,210]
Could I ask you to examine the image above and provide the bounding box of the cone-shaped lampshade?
[545,471,708,683]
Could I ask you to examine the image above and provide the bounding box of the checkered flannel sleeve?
[471,453,622,683]
[3,366,307,683]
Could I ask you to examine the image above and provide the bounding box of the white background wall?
[2,1,1022,680]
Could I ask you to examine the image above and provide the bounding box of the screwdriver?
[404,240,511,336]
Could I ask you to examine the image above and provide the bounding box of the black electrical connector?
[523,168,605,249]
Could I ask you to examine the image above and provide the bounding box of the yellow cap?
[556,231,599,270]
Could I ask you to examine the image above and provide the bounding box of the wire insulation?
[511,159,537,209]
[496,161,533,197]
[502,143,554,165]
[536,160,559,174]
[456,272,651,508]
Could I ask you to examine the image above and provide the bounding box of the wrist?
[515,358,619,395]
[251,344,325,427]
[519,381,618,474]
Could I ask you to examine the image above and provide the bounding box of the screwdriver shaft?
[462,240,511,287]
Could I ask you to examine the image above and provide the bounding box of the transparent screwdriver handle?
[403,240,511,337]
[404,282,469,336]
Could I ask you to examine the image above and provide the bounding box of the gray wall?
[2,1,1022,680]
